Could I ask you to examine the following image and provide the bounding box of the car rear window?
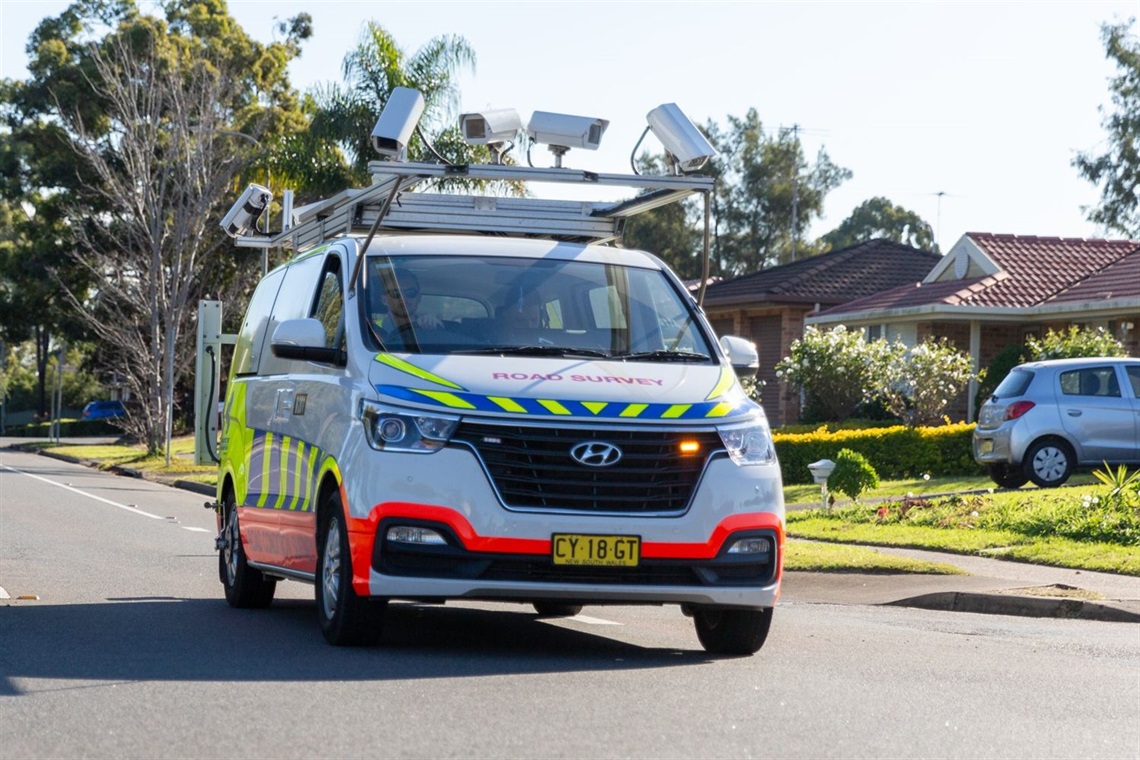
[993,368,1034,398]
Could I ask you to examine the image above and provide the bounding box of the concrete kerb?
[8,440,1140,624]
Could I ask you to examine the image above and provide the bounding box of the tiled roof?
[820,234,1140,315]
[702,239,941,307]
[956,234,1138,307]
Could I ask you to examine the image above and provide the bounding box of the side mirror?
[271,318,345,365]
[719,335,759,378]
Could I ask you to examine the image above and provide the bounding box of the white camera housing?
[646,103,716,174]
[526,111,609,151]
[460,108,523,146]
[372,87,426,160]
[220,183,272,238]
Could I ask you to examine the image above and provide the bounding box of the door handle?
[1066,410,1082,417]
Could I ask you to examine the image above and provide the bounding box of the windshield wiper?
[453,345,610,358]
[617,349,711,362]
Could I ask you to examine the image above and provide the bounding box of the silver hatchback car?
[973,357,1140,488]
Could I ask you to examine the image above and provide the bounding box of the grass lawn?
[788,483,1140,576]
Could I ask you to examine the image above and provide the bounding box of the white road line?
[3,464,166,520]
[182,526,212,533]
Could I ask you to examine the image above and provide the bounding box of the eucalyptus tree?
[821,197,937,252]
[705,110,851,275]
[1074,18,1140,237]
[9,0,310,454]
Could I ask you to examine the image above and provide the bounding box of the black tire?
[219,490,276,609]
[987,463,1029,489]
[316,491,385,646]
[693,607,773,656]
[1023,438,1074,488]
[533,603,583,618]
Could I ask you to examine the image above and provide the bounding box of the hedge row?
[4,419,123,437]
[773,422,981,484]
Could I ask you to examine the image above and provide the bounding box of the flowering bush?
[775,326,892,421]
[877,338,976,427]
[777,327,975,426]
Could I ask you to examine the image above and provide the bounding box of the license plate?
[552,534,640,567]
[979,439,994,455]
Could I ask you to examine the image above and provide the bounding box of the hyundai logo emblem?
[570,441,623,467]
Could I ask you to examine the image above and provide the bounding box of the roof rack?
[229,161,713,254]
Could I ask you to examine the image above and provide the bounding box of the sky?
[1,0,1136,252]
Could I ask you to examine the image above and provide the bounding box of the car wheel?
[533,603,583,617]
[987,463,1029,489]
[219,490,276,609]
[693,607,773,656]
[316,491,385,646]
[1023,438,1074,488]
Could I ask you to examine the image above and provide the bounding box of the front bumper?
[354,505,783,609]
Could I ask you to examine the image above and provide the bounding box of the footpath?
[5,437,1139,623]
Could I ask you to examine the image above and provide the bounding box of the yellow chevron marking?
[375,353,464,389]
[662,404,692,419]
[706,402,734,418]
[489,396,527,413]
[706,366,737,401]
[582,401,608,415]
[620,403,648,418]
[415,390,477,409]
[538,399,572,415]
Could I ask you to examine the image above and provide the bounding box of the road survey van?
[202,90,785,654]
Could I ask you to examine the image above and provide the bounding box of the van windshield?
[363,254,714,361]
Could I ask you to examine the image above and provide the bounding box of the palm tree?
[307,23,477,182]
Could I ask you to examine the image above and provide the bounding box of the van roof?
[359,234,666,269]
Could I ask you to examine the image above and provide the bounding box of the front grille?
[452,422,723,514]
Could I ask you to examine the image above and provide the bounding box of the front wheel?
[219,491,276,609]
[693,607,773,656]
[987,463,1029,489]
[1023,439,1074,488]
[316,492,385,646]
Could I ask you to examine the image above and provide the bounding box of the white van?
[210,97,785,655]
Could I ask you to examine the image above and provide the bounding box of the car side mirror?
[271,318,346,366]
[719,335,759,378]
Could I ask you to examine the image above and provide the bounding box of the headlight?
[360,400,460,454]
[717,416,777,466]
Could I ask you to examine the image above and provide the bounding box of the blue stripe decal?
[376,384,749,420]
[246,430,267,507]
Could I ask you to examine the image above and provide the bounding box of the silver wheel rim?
[224,506,239,583]
[321,519,342,621]
[1032,446,1068,482]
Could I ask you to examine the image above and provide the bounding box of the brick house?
[700,239,942,426]
[806,233,1140,421]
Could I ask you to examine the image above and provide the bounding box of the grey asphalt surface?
[5,436,1139,623]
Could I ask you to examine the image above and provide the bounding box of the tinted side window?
[1128,366,1140,397]
[312,258,345,349]
[232,269,286,376]
[1059,367,1120,397]
[993,369,1033,397]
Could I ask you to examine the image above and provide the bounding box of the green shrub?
[828,448,880,501]
[774,422,981,484]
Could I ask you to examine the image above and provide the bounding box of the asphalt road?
[2,448,1138,759]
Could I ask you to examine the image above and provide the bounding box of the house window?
[864,325,883,341]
